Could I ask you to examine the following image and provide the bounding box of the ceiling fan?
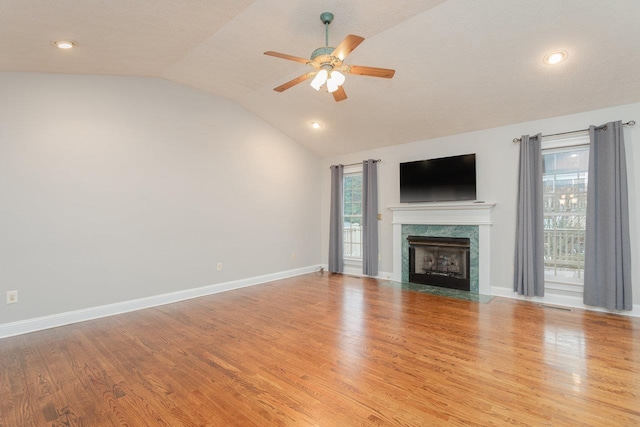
[264,12,395,102]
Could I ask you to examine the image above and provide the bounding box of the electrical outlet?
[6,290,18,304]
[217,262,223,271]
[291,253,297,260]
[377,214,382,221]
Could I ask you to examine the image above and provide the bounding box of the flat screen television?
[400,154,476,203]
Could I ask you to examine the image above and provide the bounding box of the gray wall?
[0,72,321,324]
[320,102,640,305]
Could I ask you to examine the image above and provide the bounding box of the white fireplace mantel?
[388,202,495,295]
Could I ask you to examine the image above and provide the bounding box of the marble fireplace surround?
[388,202,495,295]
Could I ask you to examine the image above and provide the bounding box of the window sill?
[344,257,363,267]
[544,279,584,293]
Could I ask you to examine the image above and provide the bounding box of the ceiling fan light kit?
[310,68,328,91]
[264,12,395,102]
[326,70,345,93]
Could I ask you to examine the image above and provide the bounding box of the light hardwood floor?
[1,273,639,426]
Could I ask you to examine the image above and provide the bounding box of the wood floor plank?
[1,273,639,426]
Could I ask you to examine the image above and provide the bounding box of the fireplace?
[407,236,471,291]
[390,202,494,294]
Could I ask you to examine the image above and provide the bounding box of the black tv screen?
[400,154,476,203]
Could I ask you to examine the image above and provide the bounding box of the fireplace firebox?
[407,236,471,291]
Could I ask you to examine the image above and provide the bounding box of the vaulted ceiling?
[2,1,640,156]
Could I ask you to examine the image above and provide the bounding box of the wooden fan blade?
[273,72,316,92]
[264,51,310,64]
[347,65,395,78]
[332,86,347,102]
[331,35,365,60]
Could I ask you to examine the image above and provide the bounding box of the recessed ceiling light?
[310,121,323,129]
[54,40,76,49]
[543,50,567,65]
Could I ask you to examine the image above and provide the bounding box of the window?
[542,136,589,284]
[343,170,362,259]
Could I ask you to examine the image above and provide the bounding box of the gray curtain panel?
[514,134,545,296]
[363,160,379,276]
[584,121,632,310]
[329,164,344,273]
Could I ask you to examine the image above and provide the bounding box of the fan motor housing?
[310,47,334,61]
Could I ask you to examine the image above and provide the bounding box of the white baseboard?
[0,265,322,340]
[338,266,394,280]
[491,286,640,318]
[376,271,394,280]
[318,263,393,281]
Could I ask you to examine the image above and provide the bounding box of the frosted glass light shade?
[326,78,339,93]
[330,70,345,86]
[310,69,328,90]
[326,70,345,92]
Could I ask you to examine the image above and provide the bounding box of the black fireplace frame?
[408,236,471,291]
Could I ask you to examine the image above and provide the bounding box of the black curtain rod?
[512,120,635,143]
[330,159,381,168]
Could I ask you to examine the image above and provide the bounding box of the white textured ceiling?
[2,0,640,157]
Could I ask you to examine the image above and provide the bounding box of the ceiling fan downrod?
[320,12,334,47]
[310,12,336,62]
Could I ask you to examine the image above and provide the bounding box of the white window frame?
[541,133,590,294]
[343,164,363,265]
